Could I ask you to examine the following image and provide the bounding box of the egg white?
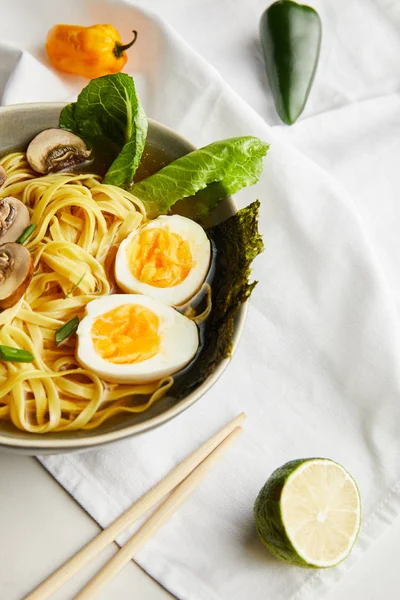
[76,294,199,384]
[115,215,211,306]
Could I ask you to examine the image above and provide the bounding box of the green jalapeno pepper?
[260,1,322,125]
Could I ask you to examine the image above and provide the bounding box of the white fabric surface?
[1,0,400,598]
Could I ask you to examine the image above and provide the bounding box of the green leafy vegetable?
[55,316,80,346]
[171,201,263,398]
[16,224,36,245]
[0,345,34,363]
[131,137,269,220]
[60,73,148,188]
[59,74,268,222]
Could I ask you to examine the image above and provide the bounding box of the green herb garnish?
[60,73,148,188]
[16,224,37,245]
[55,316,80,346]
[0,345,34,363]
[131,137,269,221]
[171,201,264,398]
[64,272,86,299]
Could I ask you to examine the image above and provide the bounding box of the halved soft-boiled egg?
[76,294,198,384]
[115,215,211,306]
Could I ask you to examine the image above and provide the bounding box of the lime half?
[254,458,361,568]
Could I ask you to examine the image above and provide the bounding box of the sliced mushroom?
[0,197,30,243]
[0,242,33,309]
[0,166,6,188]
[26,128,91,174]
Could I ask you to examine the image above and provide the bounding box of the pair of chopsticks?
[25,412,246,600]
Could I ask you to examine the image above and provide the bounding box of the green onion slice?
[16,224,37,245]
[55,316,80,346]
[64,272,86,299]
[0,345,34,362]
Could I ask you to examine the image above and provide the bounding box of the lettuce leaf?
[171,200,264,398]
[130,137,269,220]
[60,74,147,188]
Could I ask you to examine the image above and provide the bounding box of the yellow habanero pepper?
[46,24,138,79]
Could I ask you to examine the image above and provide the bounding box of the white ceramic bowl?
[0,103,246,454]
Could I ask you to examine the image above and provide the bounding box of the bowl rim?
[0,102,246,451]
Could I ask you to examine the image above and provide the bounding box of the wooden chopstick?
[74,426,243,599]
[25,412,246,600]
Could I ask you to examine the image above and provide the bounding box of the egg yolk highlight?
[91,304,160,364]
[128,228,195,288]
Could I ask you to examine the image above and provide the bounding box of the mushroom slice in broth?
[0,197,30,243]
[0,242,33,309]
[26,128,91,174]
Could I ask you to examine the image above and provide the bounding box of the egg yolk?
[128,228,195,288]
[91,304,160,364]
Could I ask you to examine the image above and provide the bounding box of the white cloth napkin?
[1,1,400,599]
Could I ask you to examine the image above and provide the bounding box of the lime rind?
[254,458,312,568]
